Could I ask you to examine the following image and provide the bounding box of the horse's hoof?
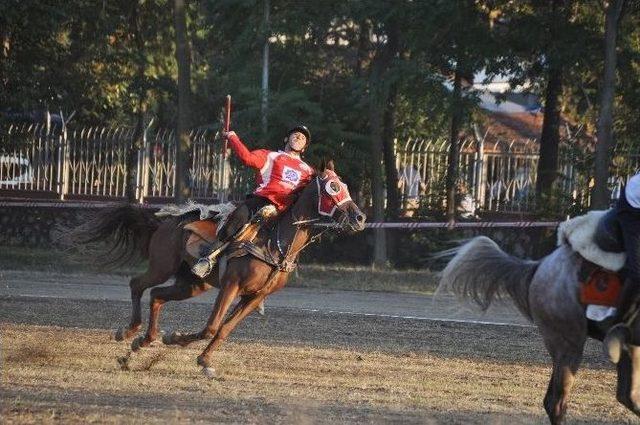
[196,355,207,367]
[163,331,182,346]
[202,366,216,379]
[131,336,145,352]
[117,355,130,371]
[114,328,126,341]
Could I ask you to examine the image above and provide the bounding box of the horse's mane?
[255,174,320,248]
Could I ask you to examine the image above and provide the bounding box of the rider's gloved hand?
[222,130,236,140]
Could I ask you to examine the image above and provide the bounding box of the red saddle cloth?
[580,269,622,307]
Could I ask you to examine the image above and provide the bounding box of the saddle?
[185,204,281,268]
[156,201,236,259]
[558,210,627,333]
[557,209,626,271]
[184,220,220,258]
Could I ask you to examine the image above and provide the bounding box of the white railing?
[0,121,252,203]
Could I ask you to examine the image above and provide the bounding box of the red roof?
[470,111,592,153]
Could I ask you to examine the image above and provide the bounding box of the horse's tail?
[64,204,160,267]
[437,236,539,320]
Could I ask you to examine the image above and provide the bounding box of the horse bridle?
[273,175,348,264]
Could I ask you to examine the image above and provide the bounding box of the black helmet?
[286,125,311,144]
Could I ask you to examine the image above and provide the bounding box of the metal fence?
[3,119,640,213]
[0,121,252,203]
[395,137,640,214]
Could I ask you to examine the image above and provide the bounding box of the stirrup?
[192,257,215,278]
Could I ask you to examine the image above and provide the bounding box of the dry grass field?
[1,321,636,424]
[1,249,636,424]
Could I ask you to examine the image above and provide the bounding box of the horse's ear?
[326,159,335,171]
[318,158,335,174]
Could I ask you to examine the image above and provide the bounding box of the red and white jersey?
[227,133,314,211]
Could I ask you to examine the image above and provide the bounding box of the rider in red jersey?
[192,126,313,276]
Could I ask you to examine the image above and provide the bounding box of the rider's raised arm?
[226,132,268,169]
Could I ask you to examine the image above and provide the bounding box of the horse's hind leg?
[542,341,584,425]
[132,267,213,350]
[117,218,184,341]
[115,270,170,341]
[616,344,640,416]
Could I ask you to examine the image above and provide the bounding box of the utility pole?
[261,0,270,137]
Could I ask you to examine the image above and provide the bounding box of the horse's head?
[295,160,366,233]
[315,160,366,233]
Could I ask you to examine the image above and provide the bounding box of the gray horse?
[438,234,640,424]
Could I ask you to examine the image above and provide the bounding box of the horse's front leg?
[131,280,211,351]
[197,292,267,378]
[163,280,239,348]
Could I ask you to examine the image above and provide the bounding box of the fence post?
[135,126,143,203]
[58,113,69,200]
[473,129,485,210]
[137,118,153,204]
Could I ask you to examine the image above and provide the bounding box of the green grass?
[0,246,144,275]
[0,246,439,294]
[291,264,438,294]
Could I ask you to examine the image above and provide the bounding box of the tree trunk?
[534,0,566,207]
[593,0,626,209]
[369,52,388,268]
[369,99,387,268]
[535,63,562,201]
[382,22,400,221]
[446,70,463,223]
[174,0,192,202]
[382,86,399,220]
[127,1,147,203]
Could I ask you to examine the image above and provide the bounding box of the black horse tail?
[64,204,160,267]
[437,236,540,321]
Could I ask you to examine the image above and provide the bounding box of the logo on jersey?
[282,166,301,185]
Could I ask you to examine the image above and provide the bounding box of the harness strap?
[227,240,297,272]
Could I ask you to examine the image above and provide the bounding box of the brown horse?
[71,161,366,376]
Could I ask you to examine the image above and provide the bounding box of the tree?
[535,0,570,202]
[174,0,192,202]
[593,0,627,209]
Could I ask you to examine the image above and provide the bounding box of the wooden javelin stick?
[223,94,231,158]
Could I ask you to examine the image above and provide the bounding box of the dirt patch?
[0,319,633,424]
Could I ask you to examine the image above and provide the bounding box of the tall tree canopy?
[2,0,640,215]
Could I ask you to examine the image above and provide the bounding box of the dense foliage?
[2,0,639,209]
